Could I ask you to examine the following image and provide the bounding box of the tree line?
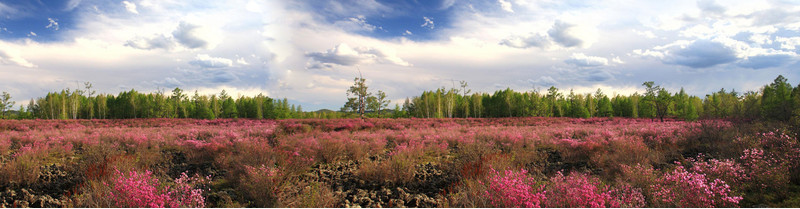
[1,75,799,122]
[401,75,800,122]
[0,84,327,120]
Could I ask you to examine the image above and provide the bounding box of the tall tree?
[0,91,14,119]
[345,75,370,118]
[375,90,390,115]
[761,75,794,121]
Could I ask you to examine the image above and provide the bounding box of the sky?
[0,0,799,111]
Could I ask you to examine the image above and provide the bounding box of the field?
[1,118,799,207]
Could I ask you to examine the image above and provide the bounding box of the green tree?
[761,75,794,121]
[345,76,370,118]
[1,91,14,119]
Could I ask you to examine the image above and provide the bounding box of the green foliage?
[762,75,794,121]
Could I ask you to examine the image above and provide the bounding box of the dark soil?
[304,160,458,208]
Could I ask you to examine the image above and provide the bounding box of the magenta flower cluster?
[107,168,206,208]
[483,169,645,208]
[651,165,742,207]
[484,168,546,208]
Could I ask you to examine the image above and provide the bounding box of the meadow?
[0,117,798,207]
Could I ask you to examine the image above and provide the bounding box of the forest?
[0,75,798,123]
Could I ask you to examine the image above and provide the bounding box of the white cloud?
[547,20,597,48]
[172,21,219,49]
[697,0,726,16]
[421,16,434,29]
[189,54,233,68]
[245,0,264,13]
[236,57,249,65]
[27,32,37,37]
[46,18,59,31]
[632,29,657,39]
[441,0,456,9]
[0,46,36,68]
[125,35,175,50]
[0,2,17,16]
[65,0,82,11]
[334,15,379,32]
[776,37,800,50]
[565,53,608,67]
[612,56,624,64]
[499,33,549,49]
[305,43,411,70]
[403,30,413,36]
[498,0,514,13]
[125,21,220,51]
[122,1,139,14]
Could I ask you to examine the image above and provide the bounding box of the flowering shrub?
[545,172,615,208]
[484,167,546,208]
[606,183,646,208]
[651,166,742,207]
[689,154,747,185]
[107,168,206,208]
[0,118,797,207]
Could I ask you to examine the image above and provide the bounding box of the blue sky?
[0,0,799,111]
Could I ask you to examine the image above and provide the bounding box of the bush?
[484,167,546,208]
[650,165,741,207]
[106,168,206,208]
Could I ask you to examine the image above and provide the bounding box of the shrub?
[277,181,339,207]
[650,166,742,207]
[240,164,282,207]
[484,167,546,208]
[106,168,206,208]
[546,172,614,208]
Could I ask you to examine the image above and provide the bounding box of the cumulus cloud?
[46,18,59,31]
[172,22,217,49]
[738,54,795,69]
[565,53,608,67]
[498,0,513,13]
[499,33,549,49]
[189,54,233,68]
[421,16,434,29]
[125,35,175,50]
[663,39,738,68]
[305,43,411,70]
[122,1,138,14]
[697,0,725,16]
[612,56,624,64]
[0,48,36,68]
[548,20,580,48]
[236,57,249,65]
[126,21,218,50]
[776,37,800,50]
[638,39,739,68]
[333,15,379,32]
